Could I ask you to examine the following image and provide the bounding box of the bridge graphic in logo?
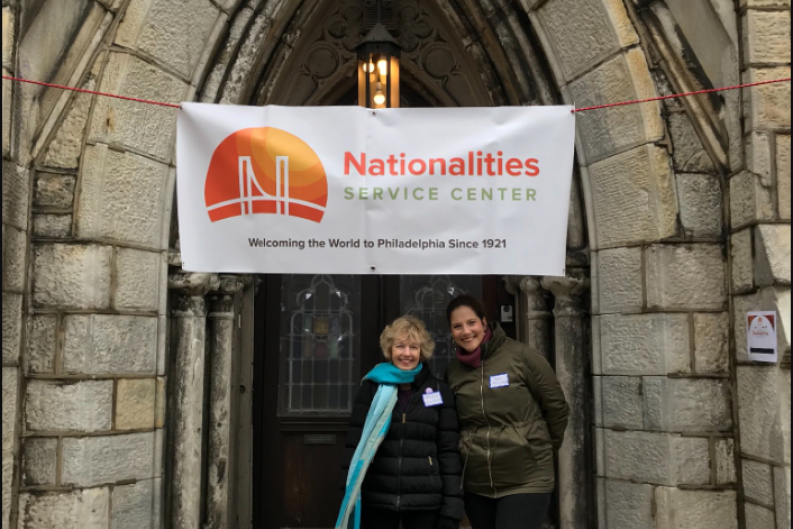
[205,127,328,223]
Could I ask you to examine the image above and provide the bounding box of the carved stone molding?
[542,271,588,318]
[265,0,493,107]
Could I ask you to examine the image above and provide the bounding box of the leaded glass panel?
[278,275,360,416]
[400,275,482,378]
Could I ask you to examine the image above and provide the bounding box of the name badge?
[422,392,444,407]
[490,374,510,388]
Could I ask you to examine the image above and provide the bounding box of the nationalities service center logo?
[204,127,328,223]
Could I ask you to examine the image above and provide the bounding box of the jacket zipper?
[480,361,496,497]
[396,412,406,510]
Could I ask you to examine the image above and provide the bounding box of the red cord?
[2,75,181,109]
[572,77,791,113]
[3,74,790,113]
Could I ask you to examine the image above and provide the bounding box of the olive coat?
[445,323,569,498]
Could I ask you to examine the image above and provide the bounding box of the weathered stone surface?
[1,7,12,70]
[27,315,56,374]
[644,377,732,432]
[778,135,791,220]
[594,247,643,314]
[2,449,12,529]
[32,214,72,238]
[25,380,112,432]
[116,378,156,431]
[748,131,773,182]
[17,488,110,528]
[33,173,76,209]
[738,366,790,464]
[566,49,663,164]
[41,61,98,170]
[604,430,711,485]
[588,145,677,249]
[654,488,737,529]
[715,438,736,485]
[77,144,170,248]
[536,0,638,81]
[694,313,730,374]
[745,502,776,529]
[3,224,26,293]
[115,249,161,311]
[598,313,690,375]
[672,436,711,485]
[155,378,165,429]
[112,479,154,529]
[669,114,717,173]
[2,71,11,157]
[61,432,154,486]
[740,0,791,6]
[154,428,164,477]
[200,6,253,102]
[87,53,188,161]
[218,9,268,105]
[117,0,218,79]
[731,170,776,229]
[676,173,723,238]
[63,314,157,375]
[743,458,775,506]
[602,480,653,528]
[32,244,112,309]
[755,224,791,285]
[2,368,18,450]
[745,67,791,130]
[22,437,57,486]
[775,465,791,529]
[646,244,727,311]
[731,228,754,292]
[601,376,643,429]
[744,9,791,65]
[2,160,29,230]
[2,292,21,364]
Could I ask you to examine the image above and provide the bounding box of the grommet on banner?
[371,266,376,271]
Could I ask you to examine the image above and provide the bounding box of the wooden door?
[254,274,513,528]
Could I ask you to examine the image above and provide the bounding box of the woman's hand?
[436,516,460,529]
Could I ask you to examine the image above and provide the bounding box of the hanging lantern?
[357,23,401,109]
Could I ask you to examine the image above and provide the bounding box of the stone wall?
[732,2,791,528]
[1,0,790,528]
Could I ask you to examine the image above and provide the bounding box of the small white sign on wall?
[747,311,778,363]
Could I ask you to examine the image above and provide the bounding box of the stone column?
[520,276,554,360]
[168,272,218,529]
[542,272,591,529]
[205,275,251,529]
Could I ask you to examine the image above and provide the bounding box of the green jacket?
[446,323,569,497]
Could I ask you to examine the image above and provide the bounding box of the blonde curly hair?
[380,316,435,362]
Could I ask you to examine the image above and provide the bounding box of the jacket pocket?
[489,426,533,489]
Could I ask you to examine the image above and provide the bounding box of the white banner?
[176,104,575,275]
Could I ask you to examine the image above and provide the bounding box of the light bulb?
[377,59,388,76]
[362,61,375,73]
[374,92,386,105]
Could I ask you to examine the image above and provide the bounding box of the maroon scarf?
[455,327,493,368]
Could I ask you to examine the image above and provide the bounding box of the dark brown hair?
[446,295,486,325]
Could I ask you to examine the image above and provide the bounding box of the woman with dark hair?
[444,295,569,529]
[338,316,465,529]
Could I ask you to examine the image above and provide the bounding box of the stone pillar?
[542,272,591,529]
[520,276,554,360]
[168,272,218,529]
[205,275,250,529]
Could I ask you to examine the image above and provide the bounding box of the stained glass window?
[278,275,360,416]
[400,275,482,378]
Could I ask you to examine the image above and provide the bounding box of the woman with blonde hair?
[337,316,464,529]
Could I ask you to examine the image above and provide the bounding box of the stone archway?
[5,1,789,529]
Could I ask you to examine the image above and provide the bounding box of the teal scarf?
[335,363,423,529]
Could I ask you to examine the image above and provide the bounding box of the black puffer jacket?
[342,363,464,520]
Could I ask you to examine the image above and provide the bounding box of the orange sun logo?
[205,127,328,223]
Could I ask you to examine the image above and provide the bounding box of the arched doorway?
[242,1,584,527]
